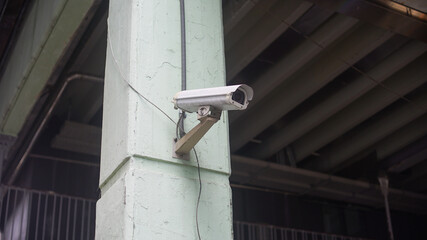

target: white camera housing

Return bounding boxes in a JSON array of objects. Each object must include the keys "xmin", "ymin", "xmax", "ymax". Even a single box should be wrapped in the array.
[
  {"xmin": 173, "ymin": 84, "xmax": 253, "ymax": 113},
  {"xmin": 172, "ymin": 84, "xmax": 253, "ymax": 159}
]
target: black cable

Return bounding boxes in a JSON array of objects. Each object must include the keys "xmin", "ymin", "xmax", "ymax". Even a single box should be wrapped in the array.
[
  {"xmin": 180, "ymin": 0, "xmax": 187, "ymax": 91},
  {"xmin": 179, "ymin": 0, "xmax": 187, "ymax": 138},
  {"xmin": 179, "ymin": 1, "xmax": 202, "ymax": 239},
  {"xmin": 175, "ymin": 116, "xmax": 202, "ymax": 240},
  {"xmin": 193, "ymin": 148, "xmax": 202, "ymax": 240},
  {"xmin": 126, "ymin": 80, "xmax": 177, "ymax": 125}
]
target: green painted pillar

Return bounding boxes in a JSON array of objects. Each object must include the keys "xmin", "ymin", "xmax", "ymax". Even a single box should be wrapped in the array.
[{"xmin": 95, "ymin": 0, "xmax": 233, "ymax": 239}]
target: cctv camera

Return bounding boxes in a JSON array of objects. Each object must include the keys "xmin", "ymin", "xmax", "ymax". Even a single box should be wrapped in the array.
[
  {"xmin": 172, "ymin": 84, "xmax": 253, "ymax": 158},
  {"xmin": 173, "ymin": 84, "xmax": 253, "ymax": 113}
]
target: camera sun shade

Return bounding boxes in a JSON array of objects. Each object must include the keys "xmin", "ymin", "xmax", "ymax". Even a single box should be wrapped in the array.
[{"xmin": 173, "ymin": 84, "xmax": 253, "ymax": 113}]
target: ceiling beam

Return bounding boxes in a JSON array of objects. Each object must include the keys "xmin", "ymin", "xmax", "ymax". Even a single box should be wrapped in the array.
[
  {"xmin": 231, "ymin": 155, "xmax": 427, "ymax": 214},
  {"xmin": 226, "ymin": 0, "xmax": 312, "ymax": 80},
  {"xmin": 229, "ymin": 14, "xmax": 358, "ymax": 123},
  {"xmin": 0, "ymin": 134, "xmax": 15, "ymax": 180},
  {"xmin": 302, "ymin": 0, "xmax": 427, "ymax": 43},
  {"xmin": 382, "ymin": 135, "xmax": 427, "ymax": 173},
  {"xmin": 224, "ymin": 0, "xmax": 278, "ymax": 51},
  {"xmin": 222, "ymin": 0, "xmax": 257, "ymax": 35},
  {"xmin": 230, "ymin": 24, "xmax": 393, "ymax": 152},
  {"xmin": 302, "ymin": 86, "xmax": 427, "ymax": 172},
  {"xmin": 0, "ymin": 0, "xmax": 101, "ymax": 136},
  {"xmin": 68, "ymin": 11, "xmax": 107, "ymax": 73},
  {"xmin": 294, "ymin": 54, "xmax": 427, "ymax": 163},
  {"xmin": 72, "ymin": 83, "xmax": 104, "ymax": 123},
  {"xmin": 376, "ymin": 114, "xmax": 427, "ymax": 160},
  {"xmin": 388, "ymin": 147, "xmax": 427, "ymax": 173},
  {"xmin": 65, "ymin": 12, "xmax": 106, "ymax": 124},
  {"xmin": 398, "ymin": 160, "xmax": 427, "ymax": 190},
  {"xmin": 246, "ymin": 41, "xmax": 427, "ymax": 159},
  {"xmin": 335, "ymin": 114, "xmax": 427, "ymax": 173},
  {"xmin": 393, "ymin": 0, "xmax": 427, "ymax": 13},
  {"xmin": 51, "ymin": 121, "xmax": 101, "ymax": 156},
  {"xmin": 293, "ymin": 55, "xmax": 427, "ymax": 164}
]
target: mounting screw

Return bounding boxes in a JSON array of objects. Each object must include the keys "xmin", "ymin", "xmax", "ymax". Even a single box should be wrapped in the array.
[{"xmin": 198, "ymin": 106, "xmax": 210, "ymax": 116}]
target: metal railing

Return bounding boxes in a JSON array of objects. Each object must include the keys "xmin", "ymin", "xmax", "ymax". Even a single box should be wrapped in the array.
[
  {"xmin": 234, "ymin": 221, "xmax": 370, "ymax": 240},
  {"xmin": 0, "ymin": 185, "xmax": 371, "ymax": 240},
  {"xmin": 0, "ymin": 185, "xmax": 96, "ymax": 240}
]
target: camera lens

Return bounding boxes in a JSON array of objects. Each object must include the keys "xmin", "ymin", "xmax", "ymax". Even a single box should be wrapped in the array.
[{"xmin": 232, "ymin": 89, "xmax": 245, "ymax": 105}]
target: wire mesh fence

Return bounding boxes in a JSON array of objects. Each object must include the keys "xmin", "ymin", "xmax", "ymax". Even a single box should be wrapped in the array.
[
  {"xmin": 0, "ymin": 185, "xmax": 96, "ymax": 240},
  {"xmin": 234, "ymin": 221, "xmax": 371, "ymax": 240}
]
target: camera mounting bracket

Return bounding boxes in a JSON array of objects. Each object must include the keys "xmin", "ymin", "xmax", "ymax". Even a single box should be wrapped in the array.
[{"xmin": 173, "ymin": 106, "xmax": 222, "ymax": 160}]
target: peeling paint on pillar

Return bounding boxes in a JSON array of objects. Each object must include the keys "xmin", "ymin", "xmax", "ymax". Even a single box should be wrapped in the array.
[{"xmin": 96, "ymin": 0, "xmax": 233, "ymax": 239}]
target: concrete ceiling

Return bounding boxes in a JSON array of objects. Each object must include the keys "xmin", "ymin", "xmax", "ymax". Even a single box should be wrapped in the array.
[
  {"xmin": 393, "ymin": 0, "xmax": 427, "ymax": 13},
  {"xmin": 222, "ymin": 0, "xmax": 427, "ymax": 211},
  {"xmin": 3, "ymin": 0, "xmax": 427, "ymax": 214}
]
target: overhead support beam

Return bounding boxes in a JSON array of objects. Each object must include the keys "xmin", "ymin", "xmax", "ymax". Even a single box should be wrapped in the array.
[
  {"xmin": 224, "ymin": 0, "xmax": 278, "ymax": 50},
  {"xmin": 222, "ymin": 0, "xmax": 257, "ymax": 35},
  {"xmin": 67, "ymin": 13, "xmax": 107, "ymax": 124},
  {"xmin": 294, "ymin": 54, "xmax": 427, "ymax": 165},
  {"xmin": 51, "ymin": 121, "xmax": 101, "ymax": 156},
  {"xmin": 29, "ymin": 153, "xmax": 99, "ymax": 167},
  {"xmin": 0, "ymin": 134, "xmax": 15, "ymax": 181},
  {"xmin": 380, "ymin": 134, "xmax": 427, "ymax": 173},
  {"xmin": 387, "ymin": 146, "xmax": 427, "ymax": 173},
  {"xmin": 0, "ymin": 0, "xmax": 100, "ymax": 136},
  {"xmin": 229, "ymin": 14, "xmax": 358, "ymax": 123},
  {"xmin": 230, "ymin": 24, "xmax": 393, "ymax": 152},
  {"xmin": 376, "ymin": 114, "xmax": 427, "ymax": 160},
  {"xmin": 393, "ymin": 0, "xmax": 427, "ymax": 13},
  {"xmin": 230, "ymin": 155, "xmax": 427, "ymax": 214},
  {"xmin": 247, "ymin": 41, "xmax": 427, "ymax": 159},
  {"xmin": 302, "ymin": 86, "xmax": 427, "ymax": 172},
  {"xmin": 68, "ymin": 11, "xmax": 107, "ymax": 74},
  {"xmin": 78, "ymin": 90, "xmax": 104, "ymax": 123},
  {"xmin": 399, "ymin": 160, "xmax": 427, "ymax": 190},
  {"xmin": 342, "ymin": 114, "xmax": 427, "ymax": 172},
  {"xmin": 71, "ymin": 82, "xmax": 104, "ymax": 124},
  {"xmin": 302, "ymin": 0, "xmax": 427, "ymax": 43},
  {"xmin": 225, "ymin": 0, "xmax": 313, "ymax": 80}
]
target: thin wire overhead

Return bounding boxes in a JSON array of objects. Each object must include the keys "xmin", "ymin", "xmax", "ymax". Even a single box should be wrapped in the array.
[{"xmin": 107, "ymin": 20, "xmax": 176, "ymax": 125}]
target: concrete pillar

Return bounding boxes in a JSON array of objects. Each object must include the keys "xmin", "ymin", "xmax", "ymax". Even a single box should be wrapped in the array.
[{"xmin": 95, "ymin": 0, "xmax": 232, "ymax": 239}]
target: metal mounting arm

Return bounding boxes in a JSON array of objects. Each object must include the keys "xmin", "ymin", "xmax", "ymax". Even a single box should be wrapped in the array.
[{"xmin": 173, "ymin": 106, "xmax": 221, "ymax": 159}]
